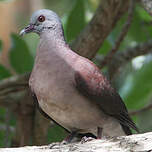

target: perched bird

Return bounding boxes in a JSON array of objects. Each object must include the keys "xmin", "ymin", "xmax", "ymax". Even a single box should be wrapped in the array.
[{"xmin": 20, "ymin": 9, "xmax": 139, "ymax": 142}]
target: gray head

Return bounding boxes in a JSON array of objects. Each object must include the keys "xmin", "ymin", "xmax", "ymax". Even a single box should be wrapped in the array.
[{"xmin": 20, "ymin": 9, "xmax": 62, "ymax": 36}]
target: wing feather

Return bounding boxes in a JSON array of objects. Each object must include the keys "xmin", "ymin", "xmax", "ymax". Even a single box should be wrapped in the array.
[{"xmin": 74, "ymin": 62, "xmax": 139, "ymax": 134}]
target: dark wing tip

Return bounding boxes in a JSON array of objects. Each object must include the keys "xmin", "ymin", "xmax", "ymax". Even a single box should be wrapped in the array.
[{"xmin": 118, "ymin": 113, "xmax": 140, "ymax": 134}]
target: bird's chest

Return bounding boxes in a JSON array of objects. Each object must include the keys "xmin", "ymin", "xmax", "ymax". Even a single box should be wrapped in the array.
[
  {"xmin": 30, "ymin": 62, "xmax": 81, "ymax": 130},
  {"xmin": 29, "ymin": 56, "xmax": 75, "ymax": 105}
]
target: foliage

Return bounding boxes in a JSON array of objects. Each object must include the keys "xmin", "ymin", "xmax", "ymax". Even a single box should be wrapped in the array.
[
  {"xmin": 0, "ymin": 65, "xmax": 11, "ymax": 80},
  {"xmin": 48, "ymin": 125, "xmax": 66, "ymax": 142},
  {"xmin": 65, "ymin": 0, "xmax": 86, "ymax": 42},
  {"xmin": 9, "ymin": 34, "xmax": 34, "ymax": 74},
  {"xmin": 124, "ymin": 60, "xmax": 152, "ymax": 109}
]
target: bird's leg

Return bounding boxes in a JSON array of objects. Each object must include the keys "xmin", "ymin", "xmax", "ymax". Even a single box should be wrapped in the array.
[
  {"xmin": 97, "ymin": 127, "xmax": 103, "ymax": 139},
  {"xmin": 62, "ymin": 131, "xmax": 77, "ymax": 144}
]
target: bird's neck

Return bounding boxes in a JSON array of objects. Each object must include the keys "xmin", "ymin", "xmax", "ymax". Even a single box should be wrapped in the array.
[
  {"xmin": 40, "ymin": 29, "xmax": 67, "ymax": 50},
  {"xmin": 38, "ymin": 30, "xmax": 79, "ymax": 63}
]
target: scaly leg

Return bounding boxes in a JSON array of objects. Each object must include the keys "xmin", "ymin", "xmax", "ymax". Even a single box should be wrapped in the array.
[{"xmin": 97, "ymin": 127, "xmax": 103, "ymax": 139}]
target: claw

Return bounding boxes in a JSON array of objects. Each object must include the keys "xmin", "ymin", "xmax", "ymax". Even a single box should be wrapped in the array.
[{"xmin": 81, "ymin": 136, "xmax": 95, "ymax": 144}]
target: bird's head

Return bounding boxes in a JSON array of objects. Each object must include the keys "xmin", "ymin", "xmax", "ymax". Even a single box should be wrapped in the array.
[{"xmin": 20, "ymin": 9, "xmax": 62, "ymax": 36}]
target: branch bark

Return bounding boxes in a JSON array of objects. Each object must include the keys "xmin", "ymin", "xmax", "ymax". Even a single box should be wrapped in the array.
[
  {"xmin": 99, "ymin": 0, "xmax": 134, "ymax": 68},
  {"xmin": 0, "ymin": 132, "xmax": 152, "ymax": 152},
  {"xmin": 71, "ymin": 0, "xmax": 130, "ymax": 59},
  {"xmin": 130, "ymin": 102, "xmax": 152, "ymax": 115},
  {"xmin": 33, "ymin": 110, "xmax": 50, "ymax": 145},
  {"xmin": 108, "ymin": 40, "xmax": 152, "ymax": 79},
  {"xmin": 11, "ymin": 89, "xmax": 35, "ymax": 147}
]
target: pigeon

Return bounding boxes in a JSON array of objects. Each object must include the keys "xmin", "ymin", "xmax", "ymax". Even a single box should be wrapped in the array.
[{"xmin": 20, "ymin": 9, "xmax": 139, "ymax": 142}]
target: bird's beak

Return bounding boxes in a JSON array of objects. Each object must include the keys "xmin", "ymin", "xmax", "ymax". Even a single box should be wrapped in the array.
[{"xmin": 19, "ymin": 24, "xmax": 35, "ymax": 36}]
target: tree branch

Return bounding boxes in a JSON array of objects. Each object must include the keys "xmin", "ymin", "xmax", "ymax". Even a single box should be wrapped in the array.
[
  {"xmin": 99, "ymin": 0, "xmax": 135, "ymax": 68},
  {"xmin": 33, "ymin": 110, "xmax": 50, "ymax": 145},
  {"xmin": 0, "ymin": 73, "xmax": 29, "ymax": 108},
  {"xmin": 130, "ymin": 102, "xmax": 152, "ymax": 115},
  {"xmin": 0, "ymin": 73, "xmax": 29, "ymax": 89},
  {"xmin": 108, "ymin": 40, "xmax": 152, "ymax": 79},
  {"xmin": 71, "ymin": 0, "xmax": 130, "ymax": 59},
  {"xmin": 0, "ymin": 132, "xmax": 152, "ymax": 151},
  {"xmin": 11, "ymin": 89, "xmax": 35, "ymax": 147},
  {"xmin": 4, "ymin": 109, "xmax": 11, "ymax": 147}
]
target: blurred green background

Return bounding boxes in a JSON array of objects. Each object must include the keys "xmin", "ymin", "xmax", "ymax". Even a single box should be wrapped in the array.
[{"xmin": 0, "ymin": 0, "xmax": 152, "ymax": 148}]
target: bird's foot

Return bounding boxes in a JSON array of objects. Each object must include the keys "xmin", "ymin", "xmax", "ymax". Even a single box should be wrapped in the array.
[{"xmin": 80, "ymin": 136, "xmax": 95, "ymax": 144}]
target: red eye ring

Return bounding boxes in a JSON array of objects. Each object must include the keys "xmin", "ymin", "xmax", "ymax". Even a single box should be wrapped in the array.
[{"xmin": 38, "ymin": 15, "xmax": 45, "ymax": 22}]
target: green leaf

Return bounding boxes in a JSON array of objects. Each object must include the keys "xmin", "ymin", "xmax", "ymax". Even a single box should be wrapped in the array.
[
  {"xmin": 48, "ymin": 125, "xmax": 66, "ymax": 142},
  {"xmin": 108, "ymin": 5, "xmax": 152, "ymax": 50},
  {"xmin": 0, "ymin": 65, "xmax": 11, "ymax": 80},
  {"xmin": 9, "ymin": 34, "xmax": 34, "ymax": 74},
  {"xmin": 127, "ymin": 6, "xmax": 152, "ymax": 43},
  {"xmin": 136, "ymin": 5, "xmax": 152, "ymax": 22},
  {"xmin": 138, "ymin": 110, "xmax": 152, "ymax": 132},
  {"xmin": 23, "ymin": 34, "xmax": 39, "ymax": 57},
  {"xmin": 65, "ymin": 0, "xmax": 86, "ymax": 42},
  {"xmin": 122, "ymin": 60, "xmax": 152, "ymax": 109},
  {"xmin": 98, "ymin": 40, "xmax": 112, "ymax": 55}
]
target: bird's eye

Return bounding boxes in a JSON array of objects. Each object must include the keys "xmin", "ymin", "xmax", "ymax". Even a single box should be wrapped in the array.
[{"xmin": 38, "ymin": 15, "xmax": 45, "ymax": 22}]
